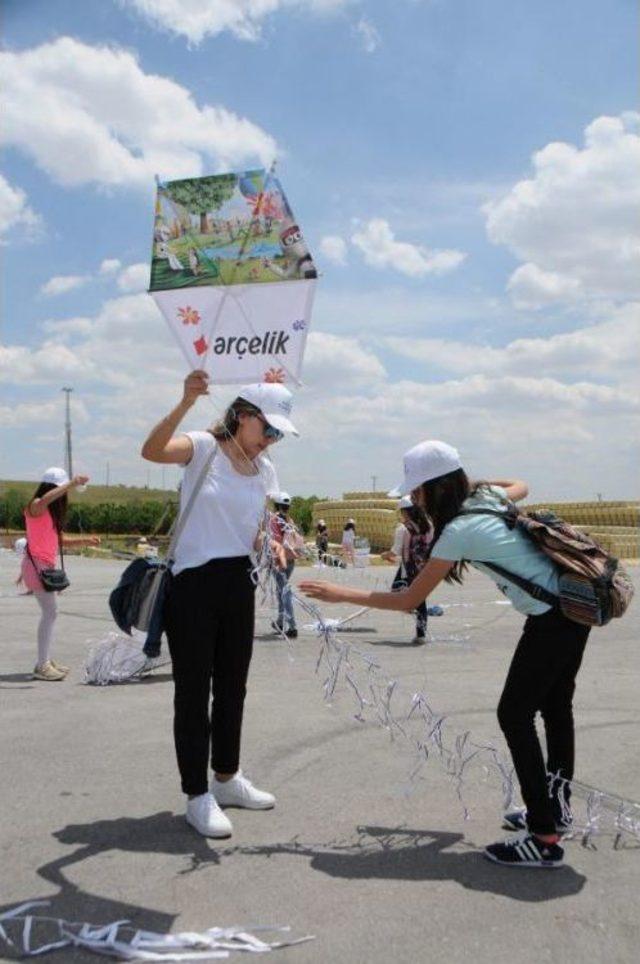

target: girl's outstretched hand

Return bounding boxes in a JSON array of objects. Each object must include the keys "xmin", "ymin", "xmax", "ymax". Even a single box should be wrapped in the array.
[{"xmin": 299, "ymin": 581, "xmax": 345, "ymax": 604}]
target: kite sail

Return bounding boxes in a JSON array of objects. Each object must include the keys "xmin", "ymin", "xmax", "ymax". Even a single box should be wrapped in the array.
[{"xmin": 149, "ymin": 168, "xmax": 317, "ymax": 384}]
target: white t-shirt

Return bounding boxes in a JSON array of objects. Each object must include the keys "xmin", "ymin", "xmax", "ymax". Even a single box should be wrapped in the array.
[
  {"xmin": 342, "ymin": 528, "xmax": 356, "ymax": 548},
  {"xmin": 391, "ymin": 522, "xmax": 407, "ymax": 558},
  {"xmin": 172, "ymin": 431, "xmax": 279, "ymax": 576},
  {"xmin": 430, "ymin": 485, "xmax": 559, "ymax": 616}
]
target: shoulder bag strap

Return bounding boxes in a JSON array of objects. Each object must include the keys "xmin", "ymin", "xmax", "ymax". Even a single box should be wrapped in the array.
[
  {"xmin": 165, "ymin": 440, "xmax": 218, "ymax": 567},
  {"xmin": 457, "ymin": 505, "xmax": 559, "ymax": 606},
  {"xmin": 25, "ymin": 524, "xmax": 65, "ymax": 573},
  {"xmin": 58, "ymin": 529, "xmax": 65, "ymax": 572}
]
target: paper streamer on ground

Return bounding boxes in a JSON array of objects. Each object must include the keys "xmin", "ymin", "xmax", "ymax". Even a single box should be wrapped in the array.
[{"xmin": 0, "ymin": 902, "xmax": 314, "ymax": 960}]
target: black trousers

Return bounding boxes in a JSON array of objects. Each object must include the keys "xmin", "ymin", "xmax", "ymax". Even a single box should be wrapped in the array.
[
  {"xmin": 164, "ymin": 556, "xmax": 255, "ymax": 796},
  {"xmin": 497, "ymin": 608, "xmax": 590, "ymax": 835},
  {"xmin": 392, "ymin": 566, "xmax": 428, "ymax": 638}
]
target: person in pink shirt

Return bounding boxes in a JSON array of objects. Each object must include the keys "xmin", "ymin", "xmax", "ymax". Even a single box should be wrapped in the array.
[{"xmin": 22, "ymin": 467, "xmax": 99, "ymax": 681}]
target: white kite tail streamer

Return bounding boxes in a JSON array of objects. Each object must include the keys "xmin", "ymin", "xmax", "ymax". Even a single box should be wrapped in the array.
[
  {"xmin": 84, "ymin": 632, "xmax": 170, "ymax": 686},
  {"xmin": 285, "ymin": 584, "xmax": 640, "ymax": 847},
  {"xmin": 0, "ymin": 902, "xmax": 315, "ymax": 960}
]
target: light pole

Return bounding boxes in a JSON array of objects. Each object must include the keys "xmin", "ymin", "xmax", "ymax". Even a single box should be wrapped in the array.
[
  {"xmin": 371, "ymin": 475, "xmax": 377, "ymax": 493},
  {"xmin": 62, "ymin": 387, "xmax": 73, "ymax": 479}
]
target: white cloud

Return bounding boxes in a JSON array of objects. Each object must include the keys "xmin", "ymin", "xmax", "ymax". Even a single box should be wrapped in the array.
[
  {"xmin": 40, "ymin": 275, "xmax": 91, "ymax": 297},
  {"xmin": 0, "ymin": 398, "xmax": 90, "ymax": 428},
  {"xmin": 0, "ymin": 37, "xmax": 277, "ymax": 191},
  {"xmin": 117, "ymin": 262, "xmax": 150, "ymax": 293},
  {"xmin": 41, "ymin": 317, "xmax": 94, "ymax": 338},
  {"xmin": 383, "ymin": 301, "xmax": 640, "ymax": 388},
  {"xmin": 506, "ymin": 263, "xmax": 582, "ymax": 310},
  {"xmin": 485, "ymin": 112, "xmax": 640, "ymax": 304},
  {"xmin": 2, "ymin": 288, "xmax": 637, "ymax": 499},
  {"xmin": 304, "ymin": 331, "xmax": 386, "ymax": 389},
  {"xmin": 353, "ymin": 17, "xmax": 381, "ymax": 53},
  {"xmin": 123, "ymin": 0, "xmax": 352, "ymax": 44},
  {"xmin": 99, "ymin": 258, "xmax": 122, "ymax": 275},
  {"xmin": 0, "ymin": 173, "xmax": 41, "ymax": 239},
  {"xmin": 0, "ymin": 341, "xmax": 94, "ymax": 383},
  {"xmin": 351, "ymin": 218, "xmax": 467, "ymax": 278},
  {"xmin": 319, "ymin": 235, "xmax": 348, "ymax": 266}
]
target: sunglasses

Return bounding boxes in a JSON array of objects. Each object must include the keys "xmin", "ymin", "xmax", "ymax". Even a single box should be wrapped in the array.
[{"xmin": 253, "ymin": 413, "xmax": 284, "ymax": 442}]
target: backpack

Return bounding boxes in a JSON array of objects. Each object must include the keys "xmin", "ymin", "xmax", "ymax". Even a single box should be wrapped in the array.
[
  {"xmin": 403, "ymin": 523, "xmax": 434, "ymax": 582},
  {"xmin": 461, "ymin": 504, "xmax": 634, "ymax": 627}
]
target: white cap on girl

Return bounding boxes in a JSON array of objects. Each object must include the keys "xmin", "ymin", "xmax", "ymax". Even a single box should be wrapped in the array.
[
  {"xmin": 388, "ymin": 440, "xmax": 461, "ymax": 497},
  {"xmin": 42, "ymin": 467, "xmax": 69, "ymax": 486}
]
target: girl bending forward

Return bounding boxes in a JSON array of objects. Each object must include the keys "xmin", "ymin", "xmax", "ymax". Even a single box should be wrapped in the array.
[{"xmin": 302, "ymin": 440, "xmax": 589, "ymax": 870}]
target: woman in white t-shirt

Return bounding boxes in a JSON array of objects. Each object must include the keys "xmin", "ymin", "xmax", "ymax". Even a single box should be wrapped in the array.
[
  {"xmin": 142, "ymin": 369, "xmax": 298, "ymax": 839},
  {"xmin": 302, "ymin": 440, "xmax": 590, "ymax": 871}
]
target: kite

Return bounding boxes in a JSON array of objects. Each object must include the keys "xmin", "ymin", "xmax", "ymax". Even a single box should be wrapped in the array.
[{"xmin": 149, "ymin": 167, "xmax": 317, "ymax": 384}]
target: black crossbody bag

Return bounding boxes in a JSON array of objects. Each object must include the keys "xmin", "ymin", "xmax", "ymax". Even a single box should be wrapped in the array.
[{"xmin": 26, "ymin": 536, "xmax": 70, "ymax": 593}]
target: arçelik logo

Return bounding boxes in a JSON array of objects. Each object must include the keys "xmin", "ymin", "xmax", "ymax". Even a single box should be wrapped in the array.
[{"xmin": 210, "ymin": 330, "xmax": 290, "ymax": 358}]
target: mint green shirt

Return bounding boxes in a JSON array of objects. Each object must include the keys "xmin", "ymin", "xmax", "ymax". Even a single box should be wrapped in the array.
[{"xmin": 430, "ymin": 485, "xmax": 559, "ymax": 616}]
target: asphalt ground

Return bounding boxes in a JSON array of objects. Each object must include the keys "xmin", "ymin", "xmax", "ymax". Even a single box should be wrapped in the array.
[{"xmin": 1, "ymin": 551, "xmax": 639, "ymax": 963}]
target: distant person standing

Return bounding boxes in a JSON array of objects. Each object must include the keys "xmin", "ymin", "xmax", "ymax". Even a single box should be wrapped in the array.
[
  {"xmin": 270, "ymin": 492, "xmax": 302, "ymax": 639},
  {"xmin": 341, "ymin": 519, "xmax": 356, "ymax": 565},
  {"xmin": 22, "ymin": 468, "xmax": 99, "ymax": 680},
  {"xmin": 382, "ymin": 496, "xmax": 434, "ymax": 644},
  {"xmin": 315, "ymin": 520, "xmax": 329, "ymax": 564}
]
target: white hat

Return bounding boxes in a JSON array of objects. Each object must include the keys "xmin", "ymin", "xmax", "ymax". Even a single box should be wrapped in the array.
[
  {"xmin": 274, "ymin": 491, "xmax": 291, "ymax": 506},
  {"xmin": 237, "ymin": 383, "xmax": 299, "ymax": 436},
  {"xmin": 397, "ymin": 496, "xmax": 413, "ymax": 509},
  {"xmin": 388, "ymin": 440, "xmax": 461, "ymax": 497},
  {"xmin": 42, "ymin": 467, "xmax": 69, "ymax": 486},
  {"xmin": 318, "ymin": 519, "xmax": 326, "ymax": 526},
  {"xmin": 347, "ymin": 518, "xmax": 355, "ymax": 524}
]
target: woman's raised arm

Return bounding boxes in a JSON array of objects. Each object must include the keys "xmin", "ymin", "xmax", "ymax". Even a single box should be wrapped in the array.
[{"xmin": 141, "ymin": 370, "xmax": 209, "ymax": 464}]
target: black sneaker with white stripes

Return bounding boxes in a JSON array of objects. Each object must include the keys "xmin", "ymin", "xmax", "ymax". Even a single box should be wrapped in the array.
[
  {"xmin": 484, "ymin": 831, "xmax": 564, "ymax": 868},
  {"xmin": 502, "ymin": 806, "xmax": 573, "ymax": 835}
]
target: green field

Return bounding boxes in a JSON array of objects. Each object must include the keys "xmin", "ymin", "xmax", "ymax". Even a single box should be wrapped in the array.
[{"xmin": 0, "ymin": 480, "xmax": 173, "ymax": 506}]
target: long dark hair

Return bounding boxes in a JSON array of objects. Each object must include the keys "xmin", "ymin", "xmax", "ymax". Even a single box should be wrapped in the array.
[
  {"xmin": 400, "ymin": 504, "xmax": 431, "ymax": 536},
  {"xmin": 27, "ymin": 483, "xmax": 68, "ymax": 532},
  {"xmin": 211, "ymin": 398, "xmax": 262, "ymax": 440},
  {"xmin": 418, "ymin": 468, "xmax": 486, "ymax": 584}
]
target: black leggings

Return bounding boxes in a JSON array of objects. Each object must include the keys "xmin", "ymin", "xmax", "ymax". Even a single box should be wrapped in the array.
[
  {"xmin": 497, "ymin": 608, "xmax": 590, "ymax": 835},
  {"xmin": 164, "ymin": 556, "xmax": 255, "ymax": 796}
]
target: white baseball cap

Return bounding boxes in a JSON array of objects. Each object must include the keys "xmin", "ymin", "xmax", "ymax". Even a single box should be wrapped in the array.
[
  {"xmin": 238, "ymin": 383, "xmax": 299, "ymax": 436},
  {"xmin": 274, "ymin": 491, "xmax": 291, "ymax": 506},
  {"xmin": 388, "ymin": 440, "xmax": 461, "ymax": 497},
  {"xmin": 397, "ymin": 496, "xmax": 413, "ymax": 509},
  {"xmin": 318, "ymin": 519, "xmax": 326, "ymax": 526},
  {"xmin": 42, "ymin": 467, "xmax": 69, "ymax": 486}
]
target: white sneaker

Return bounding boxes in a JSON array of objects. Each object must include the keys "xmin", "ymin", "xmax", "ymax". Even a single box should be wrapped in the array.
[
  {"xmin": 185, "ymin": 792, "xmax": 233, "ymax": 838},
  {"xmin": 212, "ymin": 770, "xmax": 275, "ymax": 810}
]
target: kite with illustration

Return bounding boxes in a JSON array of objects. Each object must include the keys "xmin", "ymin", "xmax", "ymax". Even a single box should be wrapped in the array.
[{"xmin": 150, "ymin": 167, "xmax": 317, "ymax": 385}]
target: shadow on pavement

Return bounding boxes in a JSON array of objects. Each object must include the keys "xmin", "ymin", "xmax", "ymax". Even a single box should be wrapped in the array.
[
  {"xmin": 0, "ymin": 813, "xmax": 217, "ymax": 961},
  {"xmin": 0, "ymin": 671, "xmax": 35, "ymax": 687},
  {"xmin": 297, "ymin": 825, "xmax": 588, "ymax": 902},
  {"xmin": 1, "ymin": 814, "xmax": 586, "ymax": 960},
  {"xmin": 45, "ymin": 816, "xmax": 587, "ymax": 904}
]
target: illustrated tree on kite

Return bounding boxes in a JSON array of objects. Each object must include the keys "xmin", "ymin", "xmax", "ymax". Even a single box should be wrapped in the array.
[{"xmin": 165, "ymin": 174, "xmax": 237, "ymax": 235}]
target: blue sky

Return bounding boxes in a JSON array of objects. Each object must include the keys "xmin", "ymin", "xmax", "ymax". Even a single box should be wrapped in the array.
[{"xmin": 1, "ymin": 0, "xmax": 638, "ymax": 498}]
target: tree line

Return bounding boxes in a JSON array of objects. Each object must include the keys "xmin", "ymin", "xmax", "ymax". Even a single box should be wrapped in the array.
[{"xmin": 0, "ymin": 489, "xmax": 322, "ymax": 537}]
